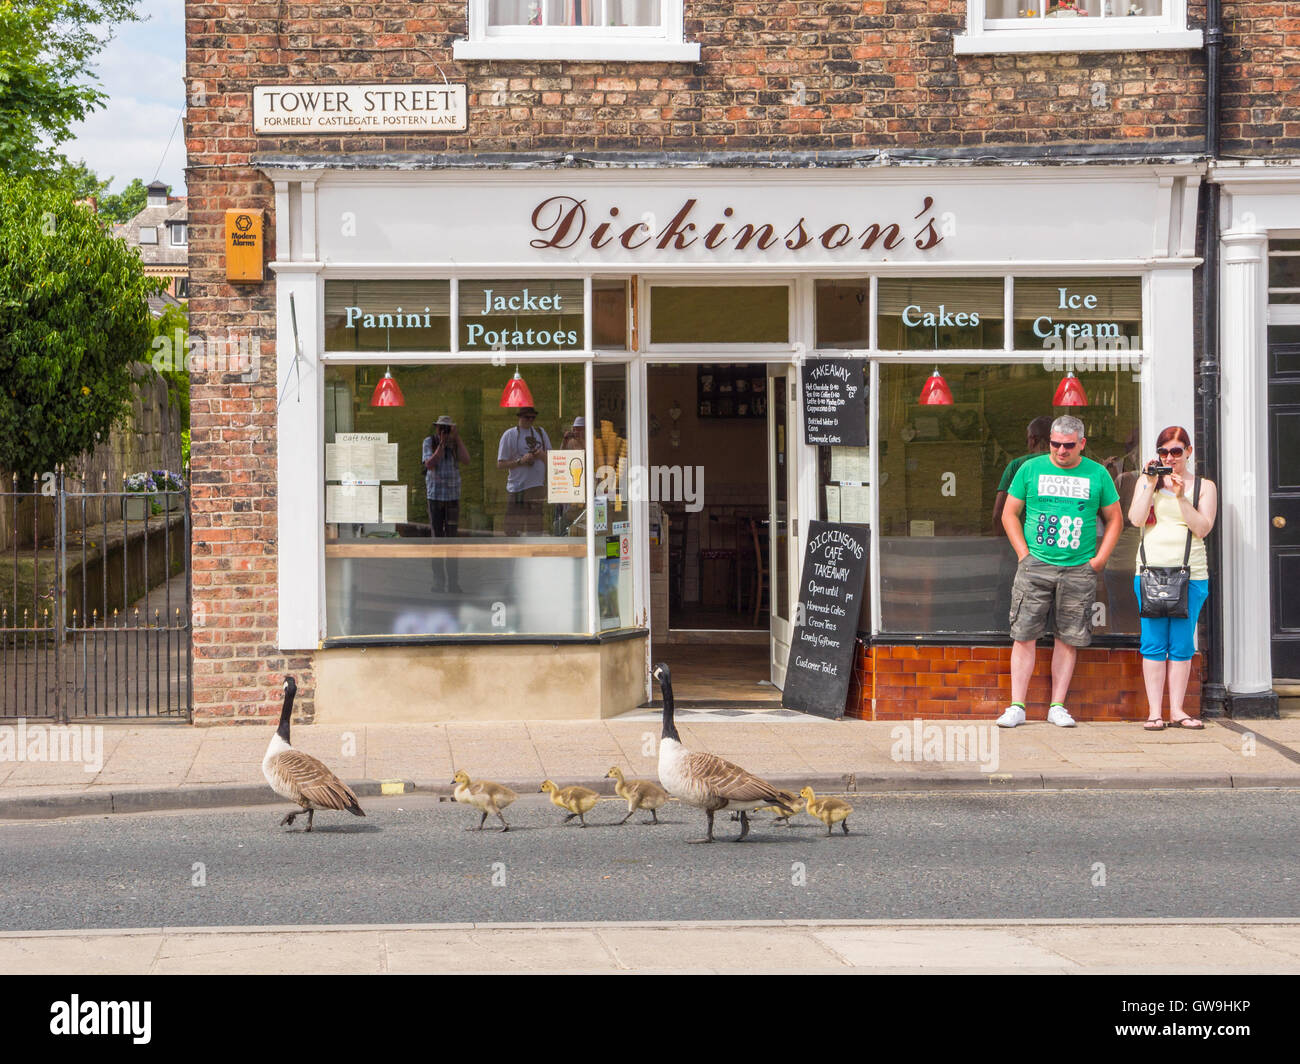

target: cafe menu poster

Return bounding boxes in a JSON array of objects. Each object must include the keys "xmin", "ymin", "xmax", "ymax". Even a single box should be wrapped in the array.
[
  {"xmin": 801, "ymin": 360, "xmax": 867, "ymax": 447},
  {"xmin": 781, "ymin": 520, "xmax": 870, "ymax": 719}
]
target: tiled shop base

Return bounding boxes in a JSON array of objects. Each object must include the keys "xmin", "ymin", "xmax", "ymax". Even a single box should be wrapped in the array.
[{"xmin": 847, "ymin": 644, "xmax": 1203, "ymax": 722}]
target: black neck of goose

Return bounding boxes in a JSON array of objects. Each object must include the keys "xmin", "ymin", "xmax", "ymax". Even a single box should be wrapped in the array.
[
  {"xmin": 277, "ymin": 685, "xmax": 294, "ymax": 743},
  {"xmin": 659, "ymin": 674, "xmax": 679, "ymax": 743}
]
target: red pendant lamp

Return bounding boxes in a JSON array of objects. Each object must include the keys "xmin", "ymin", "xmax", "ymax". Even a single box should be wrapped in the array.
[
  {"xmin": 499, "ymin": 367, "xmax": 536, "ymax": 409},
  {"xmin": 918, "ymin": 368, "xmax": 954, "ymax": 405},
  {"xmin": 1052, "ymin": 371, "xmax": 1088, "ymax": 406},
  {"xmin": 369, "ymin": 367, "xmax": 405, "ymax": 407}
]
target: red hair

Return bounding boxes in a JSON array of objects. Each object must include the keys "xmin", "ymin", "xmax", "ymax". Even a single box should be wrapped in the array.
[{"xmin": 1155, "ymin": 425, "xmax": 1192, "ymax": 450}]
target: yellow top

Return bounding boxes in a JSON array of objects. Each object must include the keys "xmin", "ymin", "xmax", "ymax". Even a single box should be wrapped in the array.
[{"xmin": 1136, "ymin": 480, "xmax": 1209, "ymax": 580}]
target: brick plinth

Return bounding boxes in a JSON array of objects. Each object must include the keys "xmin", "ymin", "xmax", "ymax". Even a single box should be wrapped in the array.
[{"xmin": 847, "ymin": 643, "xmax": 1203, "ymax": 722}]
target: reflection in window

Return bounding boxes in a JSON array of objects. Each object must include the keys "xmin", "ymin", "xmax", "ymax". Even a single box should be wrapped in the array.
[
  {"xmin": 877, "ymin": 278, "xmax": 1004, "ymax": 351},
  {"xmin": 985, "ymin": 0, "xmax": 1163, "ymax": 18},
  {"xmin": 323, "ymin": 362, "xmax": 588, "ymax": 637},
  {"xmin": 459, "ymin": 279, "xmax": 584, "ymax": 352},
  {"xmin": 815, "ymin": 279, "xmax": 871, "ymax": 349},
  {"xmin": 1013, "ymin": 276, "xmax": 1142, "ymax": 351},
  {"xmin": 489, "ymin": 0, "xmax": 661, "ymax": 26},
  {"xmin": 876, "ymin": 363, "xmax": 1139, "ymax": 636},
  {"xmin": 324, "ymin": 280, "xmax": 451, "ymax": 352},
  {"xmin": 650, "ymin": 285, "xmax": 789, "ymax": 344},
  {"xmin": 593, "ymin": 364, "xmax": 633, "ymax": 629}
]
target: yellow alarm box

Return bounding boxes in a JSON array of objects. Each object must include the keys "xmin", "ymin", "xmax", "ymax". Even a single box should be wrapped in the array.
[{"xmin": 225, "ymin": 209, "xmax": 265, "ymax": 282}]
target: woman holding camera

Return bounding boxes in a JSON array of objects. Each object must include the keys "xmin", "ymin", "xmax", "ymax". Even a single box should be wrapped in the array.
[{"xmin": 1127, "ymin": 426, "xmax": 1217, "ymax": 730}]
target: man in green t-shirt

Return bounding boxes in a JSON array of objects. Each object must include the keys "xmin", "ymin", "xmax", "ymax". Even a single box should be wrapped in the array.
[{"xmin": 997, "ymin": 415, "xmax": 1123, "ymax": 728}]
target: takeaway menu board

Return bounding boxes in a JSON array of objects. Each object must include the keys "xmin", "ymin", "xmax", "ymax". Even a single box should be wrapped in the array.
[
  {"xmin": 781, "ymin": 521, "xmax": 869, "ymax": 719},
  {"xmin": 801, "ymin": 359, "xmax": 867, "ymax": 446}
]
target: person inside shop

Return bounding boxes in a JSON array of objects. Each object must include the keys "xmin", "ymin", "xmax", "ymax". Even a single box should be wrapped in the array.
[
  {"xmin": 1127, "ymin": 425, "xmax": 1216, "ymax": 730},
  {"xmin": 998, "ymin": 415, "xmax": 1123, "ymax": 729},
  {"xmin": 423, "ymin": 415, "xmax": 470, "ymax": 593},
  {"xmin": 992, "ymin": 415, "xmax": 1053, "ymax": 533},
  {"xmin": 554, "ymin": 415, "xmax": 587, "ymax": 536},
  {"xmin": 498, "ymin": 406, "xmax": 552, "ymax": 536}
]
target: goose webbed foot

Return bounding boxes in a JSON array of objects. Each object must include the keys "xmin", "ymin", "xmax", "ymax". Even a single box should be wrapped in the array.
[
  {"xmin": 841, "ymin": 821, "xmax": 850, "ymax": 835},
  {"xmin": 618, "ymin": 809, "xmax": 634, "ymax": 825},
  {"xmin": 645, "ymin": 809, "xmax": 660, "ymax": 825},
  {"xmin": 278, "ymin": 811, "xmax": 297, "ymax": 828},
  {"xmin": 562, "ymin": 813, "xmax": 577, "ymax": 824},
  {"xmin": 465, "ymin": 811, "xmax": 488, "ymax": 832}
]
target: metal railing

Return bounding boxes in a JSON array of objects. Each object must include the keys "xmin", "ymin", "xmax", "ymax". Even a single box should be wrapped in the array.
[{"xmin": 0, "ymin": 470, "xmax": 192, "ymax": 721}]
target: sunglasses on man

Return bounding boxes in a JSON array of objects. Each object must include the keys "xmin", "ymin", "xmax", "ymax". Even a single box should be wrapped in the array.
[{"xmin": 1049, "ymin": 439, "xmax": 1078, "ymax": 451}]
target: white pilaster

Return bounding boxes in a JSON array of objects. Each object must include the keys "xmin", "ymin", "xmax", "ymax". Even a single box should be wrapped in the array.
[
  {"xmin": 274, "ymin": 265, "xmax": 324, "ymax": 649},
  {"xmin": 1219, "ymin": 229, "xmax": 1272, "ymax": 694}
]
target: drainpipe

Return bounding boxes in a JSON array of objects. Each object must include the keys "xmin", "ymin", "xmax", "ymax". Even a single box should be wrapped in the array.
[{"xmin": 1198, "ymin": 0, "xmax": 1226, "ymax": 716}]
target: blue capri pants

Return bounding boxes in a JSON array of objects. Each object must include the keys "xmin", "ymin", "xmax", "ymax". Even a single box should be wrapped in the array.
[{"xmin": 1133, "ymin": 577, "xmax": 1210, "ymax": 662}]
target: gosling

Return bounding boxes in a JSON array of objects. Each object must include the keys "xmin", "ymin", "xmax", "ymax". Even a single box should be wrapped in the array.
[
  {"xmin": 799, "ymin": 786, "xmax": 852, "ymax": 837},
  {"xmin": 452, "ymin": 770, "xmax": 517, "ymax": 832},
  {"xmin": 761, "ymin": 794, "xmax": 804, "ymax": 826},
  {"xmin": 540, "ymin": 780, "xmax": 601, "ymax": 827},
  {"xmin": 606, "ymin": 766, "xmax": 669, "ymax": 825}
]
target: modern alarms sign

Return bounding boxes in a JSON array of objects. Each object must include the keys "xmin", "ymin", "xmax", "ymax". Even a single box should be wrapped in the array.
[{"xmin": 253, "ymin": 84, "xmax": 468, "ymax": 133}]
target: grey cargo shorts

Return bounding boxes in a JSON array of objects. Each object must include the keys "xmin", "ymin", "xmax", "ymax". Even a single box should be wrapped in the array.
[{"xmin": 1009, "ymin": 554, "xmax": 1099, "ymax": 647}]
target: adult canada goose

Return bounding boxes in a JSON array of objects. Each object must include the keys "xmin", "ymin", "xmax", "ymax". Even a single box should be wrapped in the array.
[
  {"xmin": 540, "ymin": 780, "xmax": 601, "ymax": 826},
  {"xmin": 606, "ymin": 766, "xmax": 669, "ymax": 825},
  {"xmin": 452, "ymin": 770, "xmax": 517, "ymax": 832},
  {"xmin": 262, "ymin": 676, "xmax": 365, "ymax": 832},
  {"xmin": 799, "ymin": 786, "xmax": 852, "ymax": 837},
  {"xmin": 653, "ymin": 662, "xmax": 793, "ymax": 842}
]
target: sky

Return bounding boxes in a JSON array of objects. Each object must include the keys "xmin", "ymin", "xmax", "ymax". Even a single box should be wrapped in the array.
[{"xmin": 64, "ymin": 0, "xmax": 187, "ymax": 196}]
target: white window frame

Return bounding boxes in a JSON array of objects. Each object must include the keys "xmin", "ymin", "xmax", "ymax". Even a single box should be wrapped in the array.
[
  {"xmin": 454, "ymin": 0, "xmax": 699, "ymax": 61},
  {"xmin": 955, "ymin": 0, "xmax": 1202, "ymax": 54},
  {"xmin": 138, "ymin": 225, "xmax": 157, "ymax": 244},
  {"xmin": 170, "ymin": 222, "xmax": 187, "ymax": 246}
]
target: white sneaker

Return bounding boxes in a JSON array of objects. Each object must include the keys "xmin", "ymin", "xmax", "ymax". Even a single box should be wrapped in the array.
[
  {"xmin": 996, "ymin": 705, "xmax": 1026, "ymax": 728},
  {"xmin": 1047, "ymin": 704, "xmax": 1077, "ymax": 728}
]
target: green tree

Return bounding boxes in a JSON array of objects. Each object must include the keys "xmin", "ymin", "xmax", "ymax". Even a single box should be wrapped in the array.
[
  {"xmin": 0, "ymin": 0, "xmax": 142, "ymax": 175},
  {"xmin": 98, "ymin": 176, "xmax": 149, "ymax": 223},
  {"xmin": 147, "ymin": 301, "xmax": 189, "ymax": 465},
  {"xmin": 0, "ymin": 173, "xmax": 161, "ymax": 478}
]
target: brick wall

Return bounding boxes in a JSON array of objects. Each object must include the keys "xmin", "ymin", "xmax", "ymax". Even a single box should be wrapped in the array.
[
  {"xmin": 1222, "ymin": 2, "xmax": 1300, "ymax": 154},
  {"xmin": 848, "ymin": 643, "xmax": 1203, "ymax": 721},
  {"xmin": 186, "ymin": 1, "xmax": 1284, "ymax": 722}
]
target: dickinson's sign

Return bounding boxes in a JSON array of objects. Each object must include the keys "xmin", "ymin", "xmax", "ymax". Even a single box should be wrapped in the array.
[
  {"xmin": 253, "ymin": 84, "xmax": 468, "ymax": 133},
  {"xmin": 528, "ymin": 196, "xmax": 945, "ymax": 256}
]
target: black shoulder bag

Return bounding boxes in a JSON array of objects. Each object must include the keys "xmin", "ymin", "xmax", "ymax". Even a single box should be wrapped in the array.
[{"xmin": 1138, "ymin": 476, "xmax": 1200, "ymax": 620}]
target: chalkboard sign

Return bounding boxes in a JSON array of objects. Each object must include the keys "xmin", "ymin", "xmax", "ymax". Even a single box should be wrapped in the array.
[
  {"xmin": 801, "ymin": 359, "xmax": 867, "ymax": 446},
  {"xmin": 782, "ymin": 521, "xmax": 870, "ymax": 719}
]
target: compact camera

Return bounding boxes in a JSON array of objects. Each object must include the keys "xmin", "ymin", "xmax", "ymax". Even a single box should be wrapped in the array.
[{"xmin": 1146, "ymin": 462, "xmax": 1173, "ymax": 476}]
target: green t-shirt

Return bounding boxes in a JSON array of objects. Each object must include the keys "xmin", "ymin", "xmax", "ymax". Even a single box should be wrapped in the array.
[
  {"xmin": 1008, "ymin": 454, "xmax": 1119, "ymax": 566},
  {"xmin": 997, "ymin": 453, "xmax": 1036, "ymax": 494}
]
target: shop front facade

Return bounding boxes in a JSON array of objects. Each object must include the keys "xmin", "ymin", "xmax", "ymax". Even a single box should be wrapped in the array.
[{"xmin": 256, "ymin": 161, "xmax": 1202, "ymax": 721}]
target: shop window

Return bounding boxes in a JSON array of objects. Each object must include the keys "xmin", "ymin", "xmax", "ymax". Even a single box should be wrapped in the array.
[
  {"xmin": 322, "ymin": 362, "xmax": 589, "ymax": 638},
  {"xmin": 592, "ymin": 279, "xmax": 630, "ymax": 349},
  {"xmin": 815, "ymin": 279, "xmax": 871, "ymax": 350},
  {"xmin": 454, "ymin": 0, "xmax": 699, "ymax": 61},
  {"xmin": 1013, "ymin": 276, "xmax": 1142, "ymax": 351},
  {"xmin": 459, "ymin": 279, "xmax": 584, "ymax": 352},
  {"xmin": 324, "ymin": 280, "xmax": 451, "ymax": 352},
  {"xmin": 876, "ymin": 363, "xmax": 1140, "ymax": 636},
  {"xmin": 593, "ymin": 364, "xmax": 633, "ymax": 629},
  {"xmin": 649, "ymin": 285, "xmax": 789, "ymax": 345},
  {"xmin": 878, "ymin": 278, "xmax": 1004, "ymax": 351},
  {"xmin": 956, "ymin": 0, "xmax": 1200, "ymax": 54},
  {"xmin": 1268, "ymin": 239, "xmax": 1300, "ymax": 305}
]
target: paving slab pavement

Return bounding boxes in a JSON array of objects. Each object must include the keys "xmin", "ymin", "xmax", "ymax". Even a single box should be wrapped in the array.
[
  {"xmin": 2, "ymin": 919, "xmax": 1298, "ymax": 974},
  {"xmin": 0, "ymin": 716, "xmax": 1297, "ymax": 819}
]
